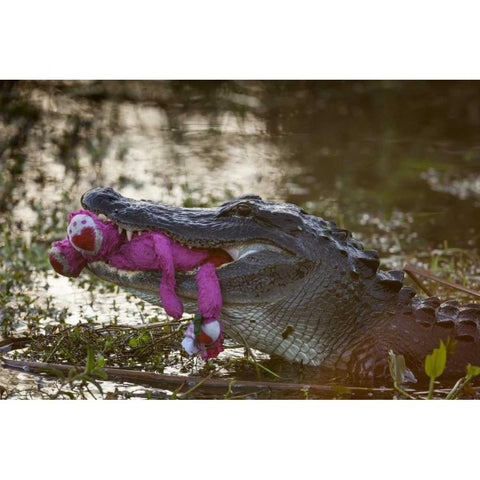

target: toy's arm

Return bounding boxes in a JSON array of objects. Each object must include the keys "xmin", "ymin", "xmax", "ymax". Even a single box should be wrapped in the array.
[{"xmin": 152, "ymin": 233, "xmax": 184, "ymax": 320}]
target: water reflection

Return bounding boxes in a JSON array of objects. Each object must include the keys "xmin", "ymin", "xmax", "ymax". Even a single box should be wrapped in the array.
[{"xmin": 3, "ymin": 80, "xmax": 480, "ymax": 247}]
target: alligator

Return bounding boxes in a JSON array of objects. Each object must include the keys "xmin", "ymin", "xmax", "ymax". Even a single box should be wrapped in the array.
[{"xmin": 78, "ymin": 187, "xmax": 480, "ymax": 383}]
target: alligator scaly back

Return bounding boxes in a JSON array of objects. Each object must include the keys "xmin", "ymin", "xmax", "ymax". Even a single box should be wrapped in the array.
[{"xmin": 310, "ymin": 219, "xmax": 480, "ymax": 381}]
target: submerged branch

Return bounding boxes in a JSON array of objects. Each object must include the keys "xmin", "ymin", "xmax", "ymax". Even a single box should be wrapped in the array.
[
  {"xmin": 0, "ymin": 356, "xmax": 399, "ymax": 398},
  {"xmin": 404, "ymin": 263, "xmax": 480, "ymax": 299},
  {"xmin": 404, "ymin": 265, "xmax": 434, "ymax": 297},
  {"xmin": 0, "ymin": 337, "xmax": 31, "ymax": 353}
]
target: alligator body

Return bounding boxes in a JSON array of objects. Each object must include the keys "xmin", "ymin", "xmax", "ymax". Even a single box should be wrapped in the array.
[{"xmin": 78, "ymin": 187, "xmax": 480, "ymax": 383}]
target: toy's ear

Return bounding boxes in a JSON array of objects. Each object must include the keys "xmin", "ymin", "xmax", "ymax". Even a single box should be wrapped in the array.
[
  {"xmin": 68, "ymin": 213, "xmax": 103, "ymax": 256},
  {"xmin": 49, "ymin": 239, "xmax": 87, "ymax": 277},
  {"xmin": 49, "ymin": 246, "xmax": 74, "ymax": 276}
]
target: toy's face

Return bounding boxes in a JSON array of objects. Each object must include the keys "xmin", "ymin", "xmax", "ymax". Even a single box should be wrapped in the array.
[
  {"xmin": 67, "ymin": 211, "xmax": 108, "ymax": 256},
  {"xmin": 48, "ymin": 210, "xmax": 118, "ymax": 278}
]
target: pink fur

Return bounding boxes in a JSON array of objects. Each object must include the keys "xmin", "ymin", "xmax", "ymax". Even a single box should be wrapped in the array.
[{"xmin": 49, "ymin": 238, "xmax": 87, "ymax": 277}]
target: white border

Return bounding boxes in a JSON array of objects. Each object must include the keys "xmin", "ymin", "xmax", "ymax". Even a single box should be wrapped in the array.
[
  {"xmin": 1, "ymin": 401, "xmax": 479, "ymax": 478},
  {"xmin": 2, "ymin": 1, "xmax": 480, "ymax": 79},
  {"xmin": 1, "ymin": 2, "xmax": 479, "ymax": 476}
]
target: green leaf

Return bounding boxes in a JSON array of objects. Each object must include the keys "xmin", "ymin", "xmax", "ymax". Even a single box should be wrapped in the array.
[
  {"xmin": 425, "ymin": 340, "xmax": 447, "ymax": 380},
  {"xmin": 194, "ymin": 314, "xmax": 203, "ymax": 339},
  {"xmin": 444, "ymin": 337, "xmax": 457, "ymax": 355},
  {"xmin": 93, "ymin": 368, "xmax": 108, "ymax": 380},
  {"xmin": 95, "ymin": 354, "xmax": 105, "ymax": 367},
  {"xmin": 466, "ymin": 364, "xmax": 480, "ymax": 378},
  {"xmin": 128, "ymin": 338, "xmax": 138, "ymax": 348},
  {"xmin": 85, "ymin": 347, "xmax": 95, "ymax": 374},
  {"xmin": 388, "ymin": 350, "xmax": 406, "ymax": 385},
  {"xmin": 89, "ymin": 379, "xmax": 104, "ymax": 395}
]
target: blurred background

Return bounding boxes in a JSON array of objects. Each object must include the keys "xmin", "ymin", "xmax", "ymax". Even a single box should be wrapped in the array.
[{"xmin": 2, "ymin": 80, "xmax": 480, "ymax": 252}]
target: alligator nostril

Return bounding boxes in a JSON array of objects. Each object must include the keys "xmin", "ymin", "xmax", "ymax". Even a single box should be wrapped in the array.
[{"xmin": 282, "ymin": 325, "xmax": 294, "ymax": 339}]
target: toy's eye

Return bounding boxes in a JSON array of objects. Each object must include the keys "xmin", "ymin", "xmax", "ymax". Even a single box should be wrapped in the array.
[{"xmin": 236, "ymin": 203, "xmax": 252, "ymax": 217}]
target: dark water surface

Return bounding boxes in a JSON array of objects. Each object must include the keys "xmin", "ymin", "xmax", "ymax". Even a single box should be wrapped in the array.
[{"xmin": 1, "ymin": 80, "xmax": 480, "ymax": 399}]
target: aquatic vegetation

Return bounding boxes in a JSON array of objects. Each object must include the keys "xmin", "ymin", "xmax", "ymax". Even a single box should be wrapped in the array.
[{"xmin": 389, "ymin": 339, "xmax": 480, "ymax": 400}]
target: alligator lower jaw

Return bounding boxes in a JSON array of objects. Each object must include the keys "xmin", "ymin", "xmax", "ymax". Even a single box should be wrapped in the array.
[
  {"xmin": 86, "ymin": 261, "xmax": 165, "ymax": 295},
  {"xmin": 85, "ymin": 238, "xmax": 286, "ymax": 305}
]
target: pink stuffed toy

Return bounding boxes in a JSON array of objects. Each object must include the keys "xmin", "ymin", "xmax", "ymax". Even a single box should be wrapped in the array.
[{"xmin": 49, "ymin": 210, "xmax": 227, "ymax": 359}]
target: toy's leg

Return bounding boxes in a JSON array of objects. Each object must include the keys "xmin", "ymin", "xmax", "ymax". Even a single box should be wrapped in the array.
[
  {"xmin": 181, "ymin": 322, "xmax": 199, "ymax": 356},
  {"xmin": 196, "ymin": 262, "xmax": 222, "ymax": 320},
  {"xmin": 152, "ymin": 233, "xmax": 184, "ymax": 320},
  {"xmin": 49, "ymin": 238, "xmax": 87, "ymax": 277},
  {"xmin": 181, "ymin": 262, "xmax": 224, "ymax": 359}
]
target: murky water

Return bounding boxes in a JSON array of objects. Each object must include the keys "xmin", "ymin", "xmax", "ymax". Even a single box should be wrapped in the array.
[{"xmin": 2, "ymin": 80, "xmax": 480, "ymax": 399}]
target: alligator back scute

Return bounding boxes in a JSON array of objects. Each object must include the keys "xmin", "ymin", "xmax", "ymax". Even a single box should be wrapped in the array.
[
  {"xmin": 421, "ymin": 296, "xmax": 442, "ymax": 309},
  {"xmin": 435, "ymin": 301, "xmax": 480, "ymax": 342},
  {"xmin": 435, "ymin": 302, "xmax": 458, "ymax": 328},
  {"xmin": 458, "ymin": 305, "xmax": 480, "ymax": 324},
  {"xmin": 376, "ymin": 270, "xmax": 404, "ymax": 293},
  {"xmin": 413, "ymin": 297, "xmax": 438, "ymax": 326},
  {"xmin": 331, "ymin": 229, "xmax": 350, "ymax": 242},
  {"xmin": 455, "ymin": 304, "xmax": 480, "ymax": 342},
  {"xmin": 399, "ymin": 286, "xmax": 416, "ymax": 302},
  {"xmin": 387, "ymin": 270, "xmax": 405, "ymax": 283},
  {"xmin": 413, "ymin": 299, "xmax": 480, "ymax": 345},
  {"xmin": 353, "ymin": 251, "xmax": 380, "ymax": 278}
]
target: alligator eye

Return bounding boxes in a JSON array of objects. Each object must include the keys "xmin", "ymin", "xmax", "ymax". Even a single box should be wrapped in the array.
[{"xmin": 236, "ymin": 203, "xmax": 252, "ymax": 216}]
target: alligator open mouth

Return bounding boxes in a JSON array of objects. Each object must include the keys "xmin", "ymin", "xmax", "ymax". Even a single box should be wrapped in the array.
[
  {"xmin": 78, "ymin": 187, "xmax": 305, "ymax": 309},
  {"xmin": 82, "ymin": 209, "xmax": 288, "ymax": 305}
]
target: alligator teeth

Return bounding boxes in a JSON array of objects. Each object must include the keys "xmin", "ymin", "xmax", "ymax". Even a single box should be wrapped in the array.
[
  {"xmin": 223, "ymin": 243, "xmax": 284, "ymax": 263},
  {"xmin": 118, "ymin": 226, "xmax": 123, "ymax": 235},
  {"xmin": 126, "ymin": 230, "xmax": 133, "ymax": 242},
  {"xmin": 98, "ymin": 213, "xmax": 108, "ymax": 221},
  {"xmin": 225, "ymin": 246, "xmax": 241, "ymax": 261}
]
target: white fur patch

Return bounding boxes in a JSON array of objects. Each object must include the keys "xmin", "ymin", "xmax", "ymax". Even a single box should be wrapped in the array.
[
  {"xmin": 201, "ymin": 320, "xmax": 221, "ymax": 343},
  {"xmin": 181, "ymin": 336, "xmax": 198, "ymax": 355}
]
